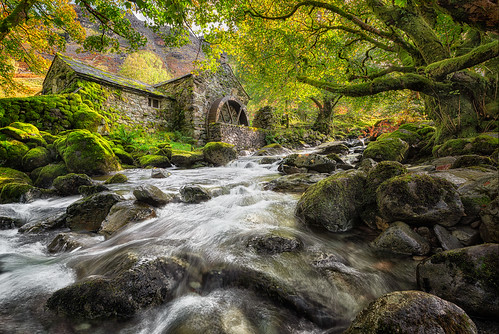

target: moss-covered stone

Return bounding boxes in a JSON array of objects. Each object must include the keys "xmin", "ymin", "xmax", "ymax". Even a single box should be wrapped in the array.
[
  {"xmin": 344, "ymin": 290, "xmax": 477, "ymax": 334},
  {"xmin": 435, "ymin": 133, "xmax": 499, "ymax": 157},
  {"xmin": 156, "ymin": 142, "xmax": 172, "ymax": 160},
  {"xmin": 377, "ymin": 174, "xmax": 465, "ymax": 226},
  {"xmin": 104, "ymin": 173, "xmax": 128, "ymax": 184},
  {"xmin": 73, "ymin": 107, "xmax": 106, "ymax": 133},
  {"xmin": 170, "ymin": 150, "xmax": 204, "ymax": 168},
  {"xmin": 378, "ymin": 128, "xmax": 421, "ymax": 145},
  {"xmin": 0, "ymin": 167, "xmax": 33, "ymax": 204},
  {"xmin": 40, "ymin": 131, "xmax": 59, "ymax": 144},
  {"xmin": 279, "ymin": 153, "xmax": 337, "ymax": 174},
  {"xmin": 362, "ymin": 138, "xmax": 409, "ymax": 162},
  {"xmin": 365, "ymin": 161, "xmax": 407, "ymax": 204},
  {"xmin": 112, "ymin": 147, "xmax": 134, "ymax": 165},
  {"xmin": 22, "ymin": 147, "xmax": 51, "ymax": 172},
  {"xmin": 55, "ymin": 130, "xmax": 121, "ymax": 175},
  {"xmin": 451, "ymin": 155, "xmax": 496, "ymax": 169},
  {"xmin": 139, "ymin": 154, "xmax": 172, "ymax": 168},
  {"xmin": 253, "ymin": 143, "xmax": 290, "ymax": 156},
  {"xmin": 0, "ymin": 122, "xmax": 46, "ymax": 147},
  {"xmin": 0, "ymin": 140, "xmax": 30, "ymax": 170},
  {"xmin": 417, "ymin": 244, "xmax": 499, "ymax": 317},
  {"xmin": 203, "ymin": 142, "xmax": 237, "ymax": 166},
  {"xmin": 53, "ymin": 173, "xmax": 93, "ymax": 196},
  {"xmin": 32, "ymin": 162, "xmax": 68, "ymax": 188},
  {"xmin": 296, "ymin": 170, "xmax": 366, "ymax": 232},
  {"xmin": 66, "ymin": 192, "xmax": 123, "ymax": 232}
]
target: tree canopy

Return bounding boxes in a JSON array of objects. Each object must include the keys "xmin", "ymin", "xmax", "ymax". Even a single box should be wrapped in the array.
[{"xmin": 1, "ymin": 0, "xmax": 498, "ymax": 139}]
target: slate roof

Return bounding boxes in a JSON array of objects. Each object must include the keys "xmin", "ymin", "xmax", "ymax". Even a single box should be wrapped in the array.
[{"xmin": 55, "ymin": 54, "xmax": 168, "ymax": 97}]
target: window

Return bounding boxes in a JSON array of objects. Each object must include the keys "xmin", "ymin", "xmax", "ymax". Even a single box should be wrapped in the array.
[{"xmin": 148, "ymin": 97, "xmax": 160, "ymax": 109}]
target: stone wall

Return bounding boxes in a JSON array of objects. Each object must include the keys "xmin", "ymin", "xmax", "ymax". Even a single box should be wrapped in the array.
[
  {"xmin": 158, "ymin": 75, "xmax": 195, "ymax": 137},
  {"xmin": 208, "ymin": 123, "xmax": 266, "ymax": 150},
  {"xmin": 103, "ymin": 88, "xmax": 173, "ymax": 132}
]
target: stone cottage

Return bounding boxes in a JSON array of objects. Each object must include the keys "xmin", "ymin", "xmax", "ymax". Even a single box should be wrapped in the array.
[{"xmin": 43, "ymin": 54, "xmax": 265, "ymax": 148}]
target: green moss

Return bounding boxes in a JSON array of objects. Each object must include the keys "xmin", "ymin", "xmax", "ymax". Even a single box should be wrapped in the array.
[
  {"xmin": 55, "ymin": 130, "xmax": 121, "ymax": 175},
  {"xmin": 363, "ymin": 138, "xmax": 409, "ymax": 162},
  {"xmin": 378, "ymin": 128, "xmax": 421, "ymax": 145},
  {"xmin": 0, "ymin": 140, "xmax": 30, "ymax": 170},
  {"xmin": 112, "ymin": 147, "xmax": 134, "ymax": 165},
  {"xmin": 104, "ymin": 173, "xmax": 128, "ymax": 184},
  {"xmin": 0, "ymin": 182, "xmax": 34, "ymax": 204},
  {"xmin": 139, "ymin": 155, "xmax": 171, "ymax": 168},
  {"xmin": 22, "ymin": 147, "xmax": 51, "ymax": 172},
  {"xmin": 32, "ymin": 162, "xmax": 68, "ymax": 188},
  {"xmin": 435, "ymin": 138, "xmax": 473, "ymax": 157},
  {"xmin": 73, "ymin": 108, "xmax": 106, "ymax": 133},
  {"xmin": 471, "ymin": 133, "xmax": 499, "ymax": 155},
  {"xmin": 0, "ymin": 167, "xmax": 31, "ymax": 187}
]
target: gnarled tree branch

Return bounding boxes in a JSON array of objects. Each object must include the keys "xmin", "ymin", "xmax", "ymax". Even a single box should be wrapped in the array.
[{"xmin": 0, "ymin": 0, "xmax": 37, "ymax": 42}]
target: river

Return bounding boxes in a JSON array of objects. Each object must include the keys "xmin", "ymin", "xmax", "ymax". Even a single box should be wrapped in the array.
[{"xmin": 0, "ymin": 152, "xmax": 417, "ymax": 333}]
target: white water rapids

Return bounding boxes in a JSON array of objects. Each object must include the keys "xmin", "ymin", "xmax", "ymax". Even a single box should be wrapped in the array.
[{"xmin": 0, "ymin": 153, "xmax": 416, "ymax": 334}]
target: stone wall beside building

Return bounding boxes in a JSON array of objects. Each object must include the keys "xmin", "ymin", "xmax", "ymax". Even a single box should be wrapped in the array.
[{"xmin": 208, "ymin": 123, "xmax": 266, "ymax": 151}]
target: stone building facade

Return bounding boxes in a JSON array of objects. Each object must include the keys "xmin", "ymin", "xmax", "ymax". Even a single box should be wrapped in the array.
[{"xmin": 43, "ymin": 54, "xmax": 264, "ymax": 149}]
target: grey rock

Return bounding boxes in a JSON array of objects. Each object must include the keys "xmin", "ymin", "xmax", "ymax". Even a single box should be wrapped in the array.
[
  {"xmin": 179, "ymin": 185, "xmax": 211, "ymax": 204},
  {"xmin": 100, "ymin": 201, "xmax": 157, "ymax": 237},
  {"xmin": 479, "ymin": 197, "xmax": 499, "ymax": 243},
  {"xmin": 151, "ymin": 168, "xmax": 171, "ymax": 179},
  {"xmin": 417, "ymin": 244, "xmax": 499, "ymax": 318},
  {"xmin": 344, "ymin": 290, "xmax": 477, "ymax": 334},
  {"xmin": 264, "ymin": 173, "xmax": 327, "ymax": 193},
  {"xmin": 0, "ymin": 216, "xmax": 23, "ymax": 229},
  {"xmin": 296, "ymin": 170, "xmax": 366, "ymax": 232},
  {"xmin": 66, "ymin": 192, "xmax": 122, "ymax": 232},
  {"xmin": 452, "ymin": 226, "xmax": 481, "ymax": 246},
  {"xmin": 315, "ymin": 142, "xmax": 349, "ymax": 155},
  {"xmin": 253, "ymin": 143, "xmax": 291, "ymax": 156},
  {"xmin": 434, "ymin": 224, "xmax": 463, "ymax": 250},
  {"xmin": 279, "ymin": 153, "xmax": 336, "ymax": 174},
  {"xmin": 53, "ymin": 173, "xmax": 94, "ymax": 196},
  {"xmin": 78, "ymin": 184, "xmax": 109, "ymax": 196},
  {"xmin": 371, "ymin": 222, "xmax": 430, "ymax": 256},
  {"xmin": 48, "ymin": 232, "xmax": 102, "ymax": 253},
  {"xmin": 247, "ymin": 233, "xmax": 302, "ymax": 254},
  {"xmin": 133, "ymin": 184, "xmax": 172, "ymax": 207},
  {"xmin": 258, "ymin": 156, "xmax": 281, "ymax": 164}
]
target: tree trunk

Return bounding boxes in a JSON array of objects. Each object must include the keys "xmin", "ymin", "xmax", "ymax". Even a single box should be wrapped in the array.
[{"xmin": 312, "ymin": 95, "xmax": 342, "ymax": 135}]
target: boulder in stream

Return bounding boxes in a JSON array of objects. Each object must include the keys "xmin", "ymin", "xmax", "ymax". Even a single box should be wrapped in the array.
[
  {"xmin": 295, "ymin": 170, "xmax": 366, "ymax": 232},
  {"xmin": 371, "ymin": 221, "xmax": 430, "ymax": 256},
  {"xmin": 180, "ymin": 185, "xmax": 211, "ymax": 204},
  {"xmin": 46, "ymin": 256, "xmax": 188, "ymax": 320},
  {"xmin": 264, "ymin": 173, "xmax": 327, "ymax": 193},
  {"xmin": 344, "ymin": 290, "xmax": 477, "ymax": 334},
  {"xmin": 133, "ymin": 184, "xmax": 173, "ymax": 207},
  {"xmin": 48, "ymin": 232, "xmax": 102, "ymax": 253},
  {"xmin": 416, "ymin": 243, "xmax": 499, "ymax": 318},
  {"xmin": 247, "ymin": 233, "xmax": 303, "ymax": 254},
  {"xmin": 53, "ymin": 173, "xmax": 93, "ymax": 196},
  {"xmin": 377, "ymin": 174, "xmax": 464, "ymax": 226},
  {"xmin": 279, "ymin": 153, "xmax": 336, "ymax": 174},
  {"xmin": 100, "ymin": 200, "xmax": 157, "ymax": 237},
  {"xmin": 66, "ymin": 192, "xmax": 123, "ymax": 232},
  {"xmin": 203, "ymin": 142, "xmax": 237, "ymax": 166}
]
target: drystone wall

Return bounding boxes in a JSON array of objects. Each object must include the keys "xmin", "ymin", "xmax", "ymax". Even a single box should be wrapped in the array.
[
  {"xmin": 158, "ymin": 76, "xmax": 195, "ymax": 137},
  {"xmin": 208, "ymin": 123, "xmax": 266, "ymax": 150}
]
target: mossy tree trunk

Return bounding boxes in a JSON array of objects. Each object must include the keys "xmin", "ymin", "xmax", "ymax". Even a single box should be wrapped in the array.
[{"xmin": 311, "ymin": 95, "xmax": 342, "ymax": 135}]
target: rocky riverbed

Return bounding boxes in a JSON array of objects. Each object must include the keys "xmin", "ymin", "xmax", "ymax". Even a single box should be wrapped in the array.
[{"xmin": 0, "ymin": 128, "xmax": 498, "ymax": 333}]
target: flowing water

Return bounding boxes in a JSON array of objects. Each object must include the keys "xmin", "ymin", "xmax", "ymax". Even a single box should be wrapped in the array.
[{"xmin": 0, "ymin": 151, "xmax": 417, "ymax": 334}]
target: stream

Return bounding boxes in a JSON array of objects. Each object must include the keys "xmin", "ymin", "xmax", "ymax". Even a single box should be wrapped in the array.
[{"xmin": 0, "ymin": 150, "xmax": 417, "ymax": 334}]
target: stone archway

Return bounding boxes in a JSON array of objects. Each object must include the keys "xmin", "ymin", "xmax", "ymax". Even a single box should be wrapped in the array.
[{"xmin": 207, "ymin": 96, "xmax": 249, "ymax": 127}]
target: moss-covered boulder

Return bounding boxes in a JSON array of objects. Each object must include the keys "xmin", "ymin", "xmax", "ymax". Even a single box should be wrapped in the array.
[
  {"xmin": 315, "ymin": 142, "xmax": 349, "ymax": 155},
  {"xmin": 104, "ymin": 173, "xmax": 128, "ymax": 184},
  {"xmin": 278, "ymin": 153, "xmax": 336, "ymax": 174},
  {"xmin": 170, "ymin": 150, "xmax": 204, "ymax": 168},
  {"xmin": 417, "ymin": 244, "xmax": 499, "ymax": 317},
  {"xmin": 46, "ymin": 256, "xmax": 188, "ymax": 320},
  {"xmin": 55, "ymin": 130, "xmax": 121, "ymax": 175},
  {"xmin": 203, "ymin": 142, "xmax": 237, "ymax": 166},
  {"xmin": 371, "ymin": 221, "xmax": 430, "ymax": 256},
  {"xmin": 0, "ymin": 122, "xmax": 46, "ymax": 147},
  {"xmin": 72, "ymin": 107, "xmax": 106, "ymax": 133},
  {"xmin": 295, "ymin": 170, "xmax": 366, "ymax": 232},
  {"xmin": 156, "ymin": 142, "xmax": 172, "ymax": 160},
  {"xmin": 31, "ymin": 162, "xmax": 68, "ymax": 188},
  {"xmin": 179, "ymin": 185, "xmax": 211, "ymax": 204},
  {"xmin": 378, "ymin": 128, "xmax": 421, "ymax": 146},
  {"xmin": 344, "ymin": 290, "xmax": 477, "ymax": 334},
  {"xmin": 451, "ymin": 155, "xmax": 496, "ymax": 169},
  {"xmin": 139, "ymin": 155, "xmax": 172, "ymax": 168},
  {"xmin": 66, "ymin": 192, "xmax": 123, "ymax": 232},
  {"xmin": 377, "ymin": 174, "xmax": 464, "ymax": 226},
  {"xmin": 100, "ymin": 201, "xmax": 156, "ymax": 237},
  {"xmin": 53, "ymin": 173, "xmax": 93, "ymax": 196},
  {"xmin": 0, "ymin": 167, "xmax": 34, "ymax": 204},
  {"xmin": 0, "ymin": 139, "xmax": 30, "ymax": 170},
  {"xmin": 362, "ymin": 138, "xmax": 409, "ymax": 162},
  {"xmin": 112, "ymin": 147, "xmax": 134, "ymax": 165},
  {"xmin": 264, "ymin": 173, "xmax": 327, "ymax": 193},
  {"xmin": 253, "ymin": 143, "xmax": 291, "ymax": 156},
  {"xmin": 364, "ymin": 161, "xmax": 407, "ymax": 204},
  {"xmin": 22, "ymin": 147, "xmax": 51, "ymax": 172},
  {"xmin": 434, "ymin": 133, "xmax": 499, "ymax": 157}
]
